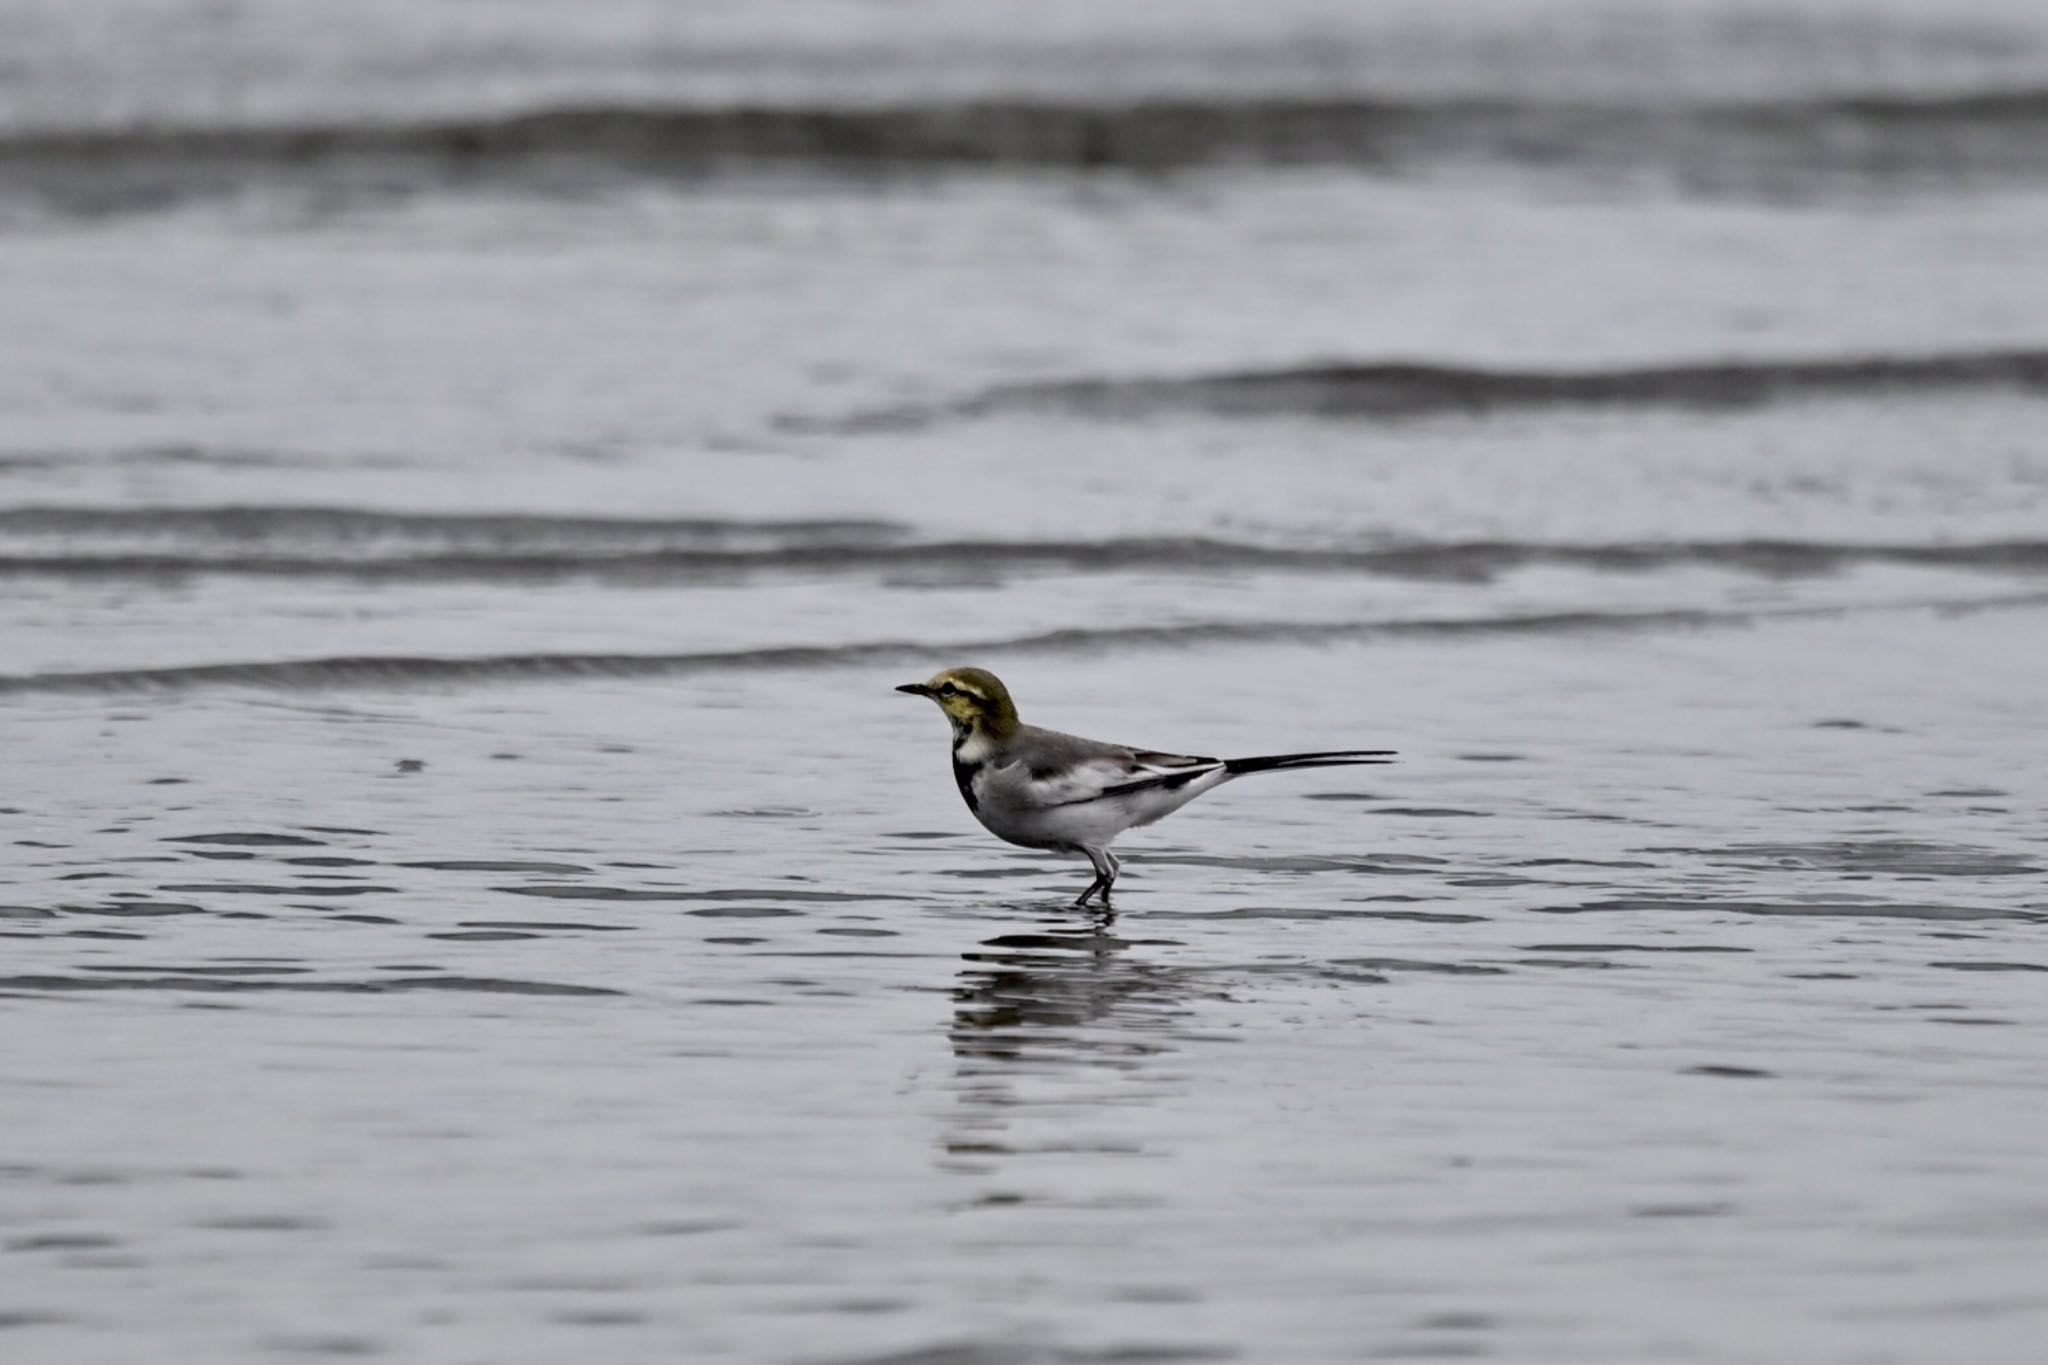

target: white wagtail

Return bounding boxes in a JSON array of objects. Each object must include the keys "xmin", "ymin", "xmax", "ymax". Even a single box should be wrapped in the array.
[{"xmin": 897, "ymin": 666, "xmax": 1395, "ymax": 906}]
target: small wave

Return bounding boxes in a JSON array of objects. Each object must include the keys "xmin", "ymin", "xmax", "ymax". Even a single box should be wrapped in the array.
[
  {"xmin": 5, "ymin": 89, "xmax": 2048, "ymax": 214},
  {"xmin": 0, "ymin": 973, "xmax": 621, "ymax": 996},
  {"xmin": 1640, "ymin": 840, "xmax": 2045, "ymax": 877},
  {"xmin": 4, "ymin": 592, "xmax": 2042, "ymax": 695},
  {"xmin": 0, "ymin": 505, "xmax": 2039, "ymax": 585},
  {"xmin": 0, "ymin": 504, "xmax": 917, "ymax": 578},
  {"xmin": 842, "ymin": 349, "xmax": 2048, "ymax": 428},
  {"xmin": 0, "ymin": 529, "xmax": 2042, "ymax": 584},
  {"xmin": 1538, "ymin": 897, "xmax": 2045, "ymax": 922},
  {"xmin": 0, "ymin": 505, "xmax": 902, "ymax": 547}
]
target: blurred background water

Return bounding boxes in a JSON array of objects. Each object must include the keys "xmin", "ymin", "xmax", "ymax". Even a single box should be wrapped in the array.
[{"xmin": 4, "ymin": 2, "xmax": 2048, "ymax": 1362}]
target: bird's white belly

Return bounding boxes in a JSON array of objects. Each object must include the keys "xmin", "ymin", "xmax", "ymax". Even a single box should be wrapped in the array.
[
  {"xmin": 970, "ymin": 768, "xmax": 1219, "ymax": 851},
  {"xmin": 973, "ymin": 795, "xmax": 1110, "ymax": 850}
]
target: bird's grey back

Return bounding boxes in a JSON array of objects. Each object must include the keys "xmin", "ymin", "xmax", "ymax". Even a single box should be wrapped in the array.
[
  {"xmin": 1011, "ymin": 723, "xmax": 1135, "ymax": 777},
  {"xmin": 1011, "ymin": 723, "xmax": 1214, "ymax": 779}
]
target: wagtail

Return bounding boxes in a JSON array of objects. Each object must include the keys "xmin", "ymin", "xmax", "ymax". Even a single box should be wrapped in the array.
[{"xmin": 897, "ymin": 666, "xmax": 1394, "ymax": 906}]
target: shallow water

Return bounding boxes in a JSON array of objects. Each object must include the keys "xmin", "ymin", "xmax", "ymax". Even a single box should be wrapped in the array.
[
  {"xmin": 8, "ymin": 620, "xmax": 2048, "ymax": 1364},
  {"xmin": 5, "ymin": 2, "xmax": 2048, "ymax": 1362}
]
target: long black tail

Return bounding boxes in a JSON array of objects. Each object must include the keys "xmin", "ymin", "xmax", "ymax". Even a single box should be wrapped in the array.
[{"xmin": 1224, "ymin": 749, "xmax": 1397, "ymax": 776}]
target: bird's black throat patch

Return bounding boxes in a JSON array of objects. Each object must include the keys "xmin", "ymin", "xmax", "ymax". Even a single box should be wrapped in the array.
[{"xmin": 951, "ymin": 755, "xmax": 983, "ymax": 815}]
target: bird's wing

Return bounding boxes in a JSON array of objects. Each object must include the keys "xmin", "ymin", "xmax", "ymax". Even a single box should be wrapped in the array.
[
  {"xmin": 992, "ymin": 727, "xmax": 1222, "ymax": 809},
  {"xmin": 1079, "ymin": 750, "xmax": 1229, "ymax": 802}
]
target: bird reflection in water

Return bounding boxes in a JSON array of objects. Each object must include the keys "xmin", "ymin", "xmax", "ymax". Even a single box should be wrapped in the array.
[{"xmin": 942, "ymin": 905, "xmax": 1223, "ymax": 1170}]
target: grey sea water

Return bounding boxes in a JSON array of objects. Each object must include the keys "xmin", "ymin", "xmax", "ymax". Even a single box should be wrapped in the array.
[{"xmin": 5, "ymin": 2, "xmax": 2048, "ymax": 1362}]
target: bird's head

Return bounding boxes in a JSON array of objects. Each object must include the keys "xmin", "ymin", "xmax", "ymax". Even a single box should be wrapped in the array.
[{"xmin": 895, "ymin": 666, "xmax": 1019, "ymax": 740}]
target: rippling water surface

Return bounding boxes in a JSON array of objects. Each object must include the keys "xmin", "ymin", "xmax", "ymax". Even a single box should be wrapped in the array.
[{"xmin": 5, "ymin": 2, "xmax": 2048, "ymax": 1362}]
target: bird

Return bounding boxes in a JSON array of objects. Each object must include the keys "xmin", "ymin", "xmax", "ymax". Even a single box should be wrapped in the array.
[{"xmin": 896, "ymin": 666, "xmax": 1395, "ymax": 906}]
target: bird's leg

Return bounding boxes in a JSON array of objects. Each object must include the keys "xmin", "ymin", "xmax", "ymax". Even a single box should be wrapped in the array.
[
  {"xmin": 1098, "ymin": 849, "xmax": 1121, "ymax": 905},
  {"xmin": 1075, "ymin": 846, "xmax": 1117, "ymax": 909}
]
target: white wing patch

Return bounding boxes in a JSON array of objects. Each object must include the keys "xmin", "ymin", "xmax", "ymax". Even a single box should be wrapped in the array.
[{"xmin": 1013, "ymin": 749, "xmax": 1223, "ymax": 809}]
